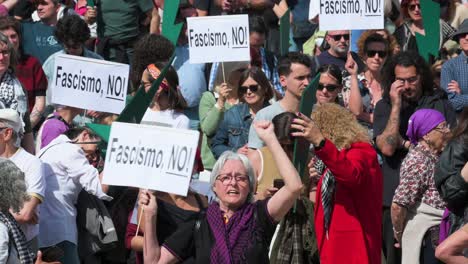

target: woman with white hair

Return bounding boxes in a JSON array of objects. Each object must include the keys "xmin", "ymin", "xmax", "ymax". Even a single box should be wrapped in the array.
[
  {"xmin": 140, "ymin": 121, "xmax": 303, "ymax": 263},
  {"xmin": 0, "ymin": 158, "xmax": 58, "ymax": 264}
]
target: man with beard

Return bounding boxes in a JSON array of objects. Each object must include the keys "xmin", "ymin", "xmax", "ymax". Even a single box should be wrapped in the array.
[
  {"xmin": 373, "ymin": 51, "xmax": 457, "ymax": 264},
  {"xmin": 311, "ymin": 30, "xmax": 349, "ymax": 73}
]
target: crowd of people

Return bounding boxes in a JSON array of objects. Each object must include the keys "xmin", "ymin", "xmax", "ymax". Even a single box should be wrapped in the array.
[{"xmin": 0, "ymin": 0, "xmax": 467, "ymax": 263}]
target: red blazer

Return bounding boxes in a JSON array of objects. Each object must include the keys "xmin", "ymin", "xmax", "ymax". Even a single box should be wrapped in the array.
[{"xmin": 314, "ymin": 139, "xmax": 382, "ymax": 264}]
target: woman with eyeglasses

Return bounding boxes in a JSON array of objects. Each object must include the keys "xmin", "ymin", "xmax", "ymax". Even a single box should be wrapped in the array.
[
  {"xmin": 211, "ymin": 67, "xmax": 273, "ymax": 159},
  {"xmin": 394, "ymin": 0, "xmax": 455, "ymax": 53},
  {"xmin": 140, "ymin": 120, "xmax": 303, "ymax": 263},
  {"xmin": 315, "ymin": 64, "xmax": 343, "ymax": 106},
  {"xmin": 391, "ymin": 109, "xmax": 451, "ymax": 264},
  {"xmin": 344, "ymin": 33, "xmax": 390, "ymax": 137}
]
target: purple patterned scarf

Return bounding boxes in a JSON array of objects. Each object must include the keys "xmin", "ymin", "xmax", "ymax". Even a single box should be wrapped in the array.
[{"xmin": 207, "ymin": 201, "xmax": 256, "ymax": 264}]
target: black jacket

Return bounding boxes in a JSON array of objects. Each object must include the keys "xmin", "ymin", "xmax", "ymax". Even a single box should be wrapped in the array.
[{"xmin": 435, "ymin": 137, "xmax": 468, "ymax": 230}]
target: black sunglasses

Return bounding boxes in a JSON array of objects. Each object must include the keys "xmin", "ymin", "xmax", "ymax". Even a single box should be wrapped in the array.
[
  {"xmin": 408, "ymin": 3, "xmax": 420, "ymax": 11},
  {"xmin": 366, "ymin": 50, "xmax": 387, "ymax": 58},
  {"xmin": 330, "ymin": 34, "xmax": 350, "ymax": 41},
  {"xmin": 318, "ymin": 83, "xmax": 340, "ymax": 92},
  {"xmin": 239, "ymin": 85, "xmax": 259, "ymax": 94}
]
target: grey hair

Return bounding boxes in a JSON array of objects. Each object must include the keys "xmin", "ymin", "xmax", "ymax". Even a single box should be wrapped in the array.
[
  {"xmin": 0, "ymin": 32, "xmax": 17, "ymax": 71},
  {"xmin": 0, "ymin": 121, "xmax": 22, "ymax": 147},
  {"xmin": 210, "ymin": 151, "xmax": 256, "ymax": 204},
  {"xmin": 0, "ymin": 158, "xmax": 28, "ymax": 213}
]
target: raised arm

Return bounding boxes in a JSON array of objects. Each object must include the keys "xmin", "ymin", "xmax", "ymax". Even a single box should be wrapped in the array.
[
  {"xmin": 345, "ymin": 52, "xmax": 364, "ymax": 116},
  {"xmin": 254, "ymin": 121, "xmax": 302, "ymax": 222},
  {"xmin": 375, "ymin": 80, "xmax": 406, "ymax": 156},
  {"xmin": 140, "ymin": 190, "xmax": 179, "ymax": 264}
]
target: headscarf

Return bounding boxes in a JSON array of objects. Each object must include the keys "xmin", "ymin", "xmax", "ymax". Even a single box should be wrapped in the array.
[{"xmin": 406, "ymin": 109, "xmax": 446, "ymax": 145}]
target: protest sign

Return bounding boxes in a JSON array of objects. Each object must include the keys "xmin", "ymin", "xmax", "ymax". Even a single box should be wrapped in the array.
[
  {"xmin": 318, "ymin": 0, "xmax": 384, "ymax": 30},
  {"xmin": 103, "ymin": 122, "xmax": 199, "ymax": 196},
  {"xmin": 309, "ymin": 1, "xmax": 319, "ymax": 19},
  {"xmin": 51, "ymin": 54, "xmax": 129, "ymax": 114},
  {"xmin": 280, "ymin": 9, "xmax": 290, "ymax": 56},
  {"xmin": 187, "ymin": 14, "xmax": 250, "ymax": 63}
]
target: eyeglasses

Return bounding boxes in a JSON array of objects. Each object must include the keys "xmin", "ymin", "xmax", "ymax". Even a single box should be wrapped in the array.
[
  {"xmin": 396, "ymin": 76, "xmax": 419, "ymax": 85},
  {"xmin": 330, "ymin": 34, "xmax": 350, "ymax": 41},
  {"xmin": 216, "ymin": 174, "xmax": 249, "ymax": 185},
  {"xmin": 239, "ymin": 85, "xmax": 260, "ymax": 94},
  {"xmin": 432, "ymin": 124, "xmax": 450, "ymax": 133},
  {"xmin": 318, "ymin": 83, "xmax": 340, "ymax": 92},
  {"xmin": 0, "ymin": 50, "xmax": 10, "ymax": 57},
  {"xmin": 366, "ymin": 50, "xmax": 387, "ymax": 58},
  {"xmin": 408, "ymin": 3, "xmax": 420, "ymax": 11}
]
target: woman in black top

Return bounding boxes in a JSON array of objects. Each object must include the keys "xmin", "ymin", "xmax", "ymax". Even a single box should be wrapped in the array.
[{"xmin": 140, "ymin": 121, "xmax": 303, "ymax": 263}]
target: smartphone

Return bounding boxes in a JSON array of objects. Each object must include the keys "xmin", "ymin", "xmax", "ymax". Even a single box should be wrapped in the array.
[
  {"xmin": 87, "ymin": 0, "xmax": 95, "ymax": 7},
  {"xmin": 273, "ymin": 179, "xmax": 285, "ymax": 189},
  {"xmin": 41, "ymin": 246, "xmax": 64, "ymax": 262}
]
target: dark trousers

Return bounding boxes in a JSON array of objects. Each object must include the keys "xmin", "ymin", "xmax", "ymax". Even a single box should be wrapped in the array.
[{"xmin": 382, "ymin": 207, "xmax": 401, "ymax": 264}]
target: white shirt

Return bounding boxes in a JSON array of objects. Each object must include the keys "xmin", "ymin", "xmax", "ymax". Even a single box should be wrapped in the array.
[
  {"xmin": 9, "ymin": 148, "xmax": 45, "ymax": 242},
  {"xmin": 0, "ymin": 223, "xmax": 19, "ymax": 264},
  {"xmin": 141, "ymin": 109, "xmax": 190, "ymax": 129},
  {"xmin": 37, "ymin": 135, "xmax": 112, "ymax": 247}
]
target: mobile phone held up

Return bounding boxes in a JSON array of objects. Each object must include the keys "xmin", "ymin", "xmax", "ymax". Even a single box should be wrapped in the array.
[
  {"xmin": 273, "ymin": 179, "xmax": 285, "ymax": 189},
  {"xmin": 41, "ymin": 246, "xmax": 64, "ymax": 262}
]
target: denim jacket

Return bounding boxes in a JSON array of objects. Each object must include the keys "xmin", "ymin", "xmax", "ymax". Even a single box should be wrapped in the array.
[{"xmin": 211, "ymin": 103, "xmax": 256, "ymax": 158}]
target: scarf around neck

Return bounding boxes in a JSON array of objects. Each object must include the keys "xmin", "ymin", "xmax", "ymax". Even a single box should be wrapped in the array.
[
  {"xmin": 0, "ymin": 211, "xmax": 34, "ymax": 264},
  {"xmin": 206, "ymin": 201, "xmax": 256, "ymax": 264}
]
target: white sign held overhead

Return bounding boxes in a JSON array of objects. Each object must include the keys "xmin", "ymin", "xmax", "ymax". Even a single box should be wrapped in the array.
[
  {"xmin": 309, "ymin": 1, "xmax": 319, "ymax": 20},
  {"xmin": 319, "ymin": 0, "xmax": 384, "ymax": 30},
  {"xmin": 103, "ymin": 122, "xmax": 199, "ymax": 196},
  {"xmin": 187, "ymin": 14, "xmax": 250, "ymax": 63},
  {"xmin": 51, "ymin": 54, "xmax": 129, "ymax": 114}
]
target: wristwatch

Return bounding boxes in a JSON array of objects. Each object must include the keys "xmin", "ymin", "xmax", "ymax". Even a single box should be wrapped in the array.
[{"xmin": 314, "ymin": 139, "xmax": 326, "ymax": 150}]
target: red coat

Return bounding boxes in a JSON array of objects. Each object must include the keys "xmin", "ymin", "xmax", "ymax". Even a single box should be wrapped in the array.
[{"xmin": 314, "ymin": 139, "xmax": 382, "ymax": 264}]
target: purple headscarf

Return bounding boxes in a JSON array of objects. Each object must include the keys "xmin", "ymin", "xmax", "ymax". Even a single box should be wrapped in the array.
[{"xmin": 406, "ymin": 109, "xmax": 446, "ymax": 145}]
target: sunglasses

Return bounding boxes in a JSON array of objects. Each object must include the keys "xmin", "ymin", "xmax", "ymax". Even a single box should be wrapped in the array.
[
  {"xmin": 409, "ymin": 4, "xmax": 420, "ymax": 11},
  {"xmin": 366, "ymin": 50, "xmax": 387, "ymax": 58},
  {"xmin": 330, "ymin": 34, "xmax": 350, "ymax": 41},
  {"xmin": 239, "ymin": 85, "xmax": 260, "ymax": 94},
  {"xmin": 318, "ymin": 83, "xmax": 340, "ymax": 92}
]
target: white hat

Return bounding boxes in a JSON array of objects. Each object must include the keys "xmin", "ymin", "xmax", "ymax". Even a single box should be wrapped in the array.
[{"xmin": 0, "ymin": 109, "xmax": 24, "ymax": 134}]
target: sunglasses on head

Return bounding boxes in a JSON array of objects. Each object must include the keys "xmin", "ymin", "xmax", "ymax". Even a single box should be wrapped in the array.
[
  {"xmin": 239, "ymin": 85, "xmax": 259, "ymax": 94},
  {"xmin": 318, "ymin": 83, "xmax": 340, "ymax": 92},
  {"xmin": 408, "ymin": 3, "xmax": 420, "ymax": 11},
  {"xmin": 366, "ymin": 50, "xmax": 387, "ymax": 58}
]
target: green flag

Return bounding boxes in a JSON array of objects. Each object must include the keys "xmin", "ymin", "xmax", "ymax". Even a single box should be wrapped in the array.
[
  {"xmin": 279, "ymin": 9, "xmax": 290, "ymax": 56},
  {"xmin": 415, "ymin": 0, "xmax": 440, "ymax": 62},
  {"xmin": 292, "ymin": 74, "xmax": 320, "ymax": 180},
  {"xmin": 162, "ymin": 0, "xmax": 184, "ymax": 45}
]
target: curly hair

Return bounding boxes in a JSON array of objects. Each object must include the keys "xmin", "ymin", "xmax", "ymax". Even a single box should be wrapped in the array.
[
  {"xmin": 311, "ymin": 103, "xmax": 370, "ymax": 149},
  {"xmin": 357, "ymin": 30, "xmax": 396, "ymax": 58},
  {"xmin": 380, "ymin": 51, "xmax": 434, "ymax": 101},
  {"xmin": 130, "ymin": 34, "xmax": 175, "ymax": 90},
  {"xmin": 0, "ymin": 158, "xmax": 29, "ymax": 213},
  {"xmin": 54, "ymin": 14, "xmax": 90, "ymax": 45}
]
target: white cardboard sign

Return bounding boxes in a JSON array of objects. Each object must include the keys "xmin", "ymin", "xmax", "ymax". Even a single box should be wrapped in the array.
[
  {"xmin": 51, "ymin": 54, "xmax": 129, "ymax": 114},
  {"xmin": 103, "ymin": 122, "xmax": 199, "ymax": 196},
  {"xmin": 319, "ymin": 0, "xmax": 384, "ymax": 30},
  {"xmin": 187, "ymin": 14, "xmax": 250, "ymax": 63},
  {"xmin": 309, "ymin": 1, "xmax": 319, "ymax": 20}
]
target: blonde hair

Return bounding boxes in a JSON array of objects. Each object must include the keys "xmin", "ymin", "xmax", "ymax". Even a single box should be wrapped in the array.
[{"xmin": 311, "ymin": 103, "xmax": 371, "ymax": 149}]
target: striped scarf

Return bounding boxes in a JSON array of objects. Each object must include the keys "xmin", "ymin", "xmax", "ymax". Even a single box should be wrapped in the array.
[
  {"xmin": 315, "ymin": 158, "xmax": 336, "ymax": 238},
  {"xmin": 0, "ymin": 211, "xmax": 34, "ymax": 264}
]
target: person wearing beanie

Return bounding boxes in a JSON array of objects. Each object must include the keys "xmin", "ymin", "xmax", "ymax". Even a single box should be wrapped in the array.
[{"xmin": 391, "ymin": 109, "xmax": 451, "ymax": 264}]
